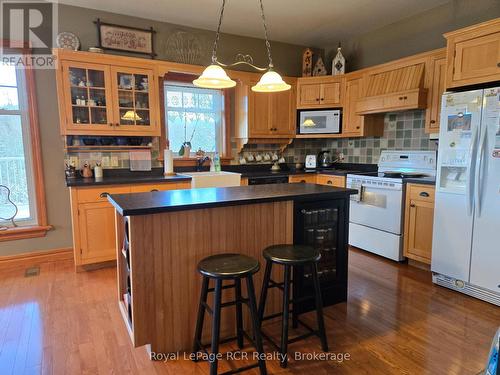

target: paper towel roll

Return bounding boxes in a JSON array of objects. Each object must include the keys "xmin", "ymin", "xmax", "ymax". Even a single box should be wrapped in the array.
[{"xmin": 164, "ymin": 149, "xmax": 174, "ymax": 175}]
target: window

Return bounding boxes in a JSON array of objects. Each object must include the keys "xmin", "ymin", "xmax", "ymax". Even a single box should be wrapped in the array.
[
  {"xmin": 0, "ymin": 65, "xmax": 37, "ymax": 224},
  {"xmin": 164, "ymin": 84, "xmax": 223, "ymax": 155}
]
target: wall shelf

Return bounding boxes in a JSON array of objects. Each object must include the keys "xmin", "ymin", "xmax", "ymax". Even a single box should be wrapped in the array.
[{"xmin": 65, "ymin": 145, "xmax": 152, "ymax": 152}]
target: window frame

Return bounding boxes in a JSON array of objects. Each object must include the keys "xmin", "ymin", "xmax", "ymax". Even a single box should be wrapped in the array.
[
  {"xmin": 0, "ymin": 45, "xmax": 50, "ymax": 242},
  {"xmin": 159, "ymin": 73, "xmax": 232, "ymax": 165}
]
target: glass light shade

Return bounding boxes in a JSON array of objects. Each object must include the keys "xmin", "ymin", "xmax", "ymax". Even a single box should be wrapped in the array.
[
  {"xmin": 121, "ymin": 110, "xmax": 142, "ymax": 121},
  {"xmin": 302, "ymin": 119, "xmax": 316, "ymax": 127},
  {"xmin": 251, "ymin": 71, "xmax": 291, "ymax": 92},
  {"xmin": 193, "ymin": 64, "xmax": 236, "ymax": 89}
]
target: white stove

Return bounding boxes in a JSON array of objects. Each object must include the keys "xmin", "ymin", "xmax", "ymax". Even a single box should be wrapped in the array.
[{"xmin": 346, "ymin": 150, "xmax": 436, "ymax": 261}]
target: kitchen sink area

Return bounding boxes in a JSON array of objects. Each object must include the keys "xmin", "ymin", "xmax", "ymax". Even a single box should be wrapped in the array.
[{"xmin": 182, "ymin": 171, "xmax": 242, "ymax": 188}]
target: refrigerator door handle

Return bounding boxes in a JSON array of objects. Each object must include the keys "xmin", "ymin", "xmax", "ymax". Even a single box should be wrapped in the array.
[
  {"xmin": 466, "ymin": 125, "xmax": 479, "ymax": 216},
  {"xmin": 475, "ymin": 129, "xmax": 488, "ymax": 217}
]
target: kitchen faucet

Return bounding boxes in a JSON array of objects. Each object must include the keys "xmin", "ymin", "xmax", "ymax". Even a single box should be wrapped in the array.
[{"xmin": 196, "ymin": 156, "xmax": 211, "ymax": 172}]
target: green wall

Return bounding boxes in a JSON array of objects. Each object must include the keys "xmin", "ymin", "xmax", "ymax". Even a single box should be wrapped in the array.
[
  {"xmin": 326, "ymin": 0, "xmax": 500, "ymax": 71},
  {"xmin": 0, "ymin": 4, "xmax": 312, "ymax": 256}
]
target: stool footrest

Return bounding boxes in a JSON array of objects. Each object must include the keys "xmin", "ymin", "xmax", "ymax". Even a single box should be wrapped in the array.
[
  {"xmin": 262, "ymin": 310, "xmax": 293, "ymax": 321},
  {"xmin": 220, "ymin": 363, "xmax": 260, "ymax": 375},
  {"xmin": 207, "ymin": 283, "xmax": 236, "ymax": 292}
]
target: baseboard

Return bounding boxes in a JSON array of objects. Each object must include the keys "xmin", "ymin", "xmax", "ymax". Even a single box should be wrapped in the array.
[{"xmin": 0, "ymin": 247, "xmax": 74, "ymax": 269}]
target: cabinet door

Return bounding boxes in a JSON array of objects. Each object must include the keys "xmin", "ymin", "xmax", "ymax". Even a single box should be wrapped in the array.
[
  {"xmin": 321, "ymin": 82, "xmax": 341, "ymax": 105},
  {"xmin": 426, "ymin": 56, "xmax": 446, "ymax": 134},
  {"xmin": 110, "ymin": 66, "xmax": 159, "ymax": 135},
  {"xmin": 249, "ymin": 88, "xmax": 272, "ymax": 137},
  {"xmin": 270, "ymin": 85, "xmax": 296, "ymax": 137},
  {"xmin": 78, "ymin": 202, "xmax": 117, "ymax": 264},
  {"xmin": 61, "ymin": 61, "xmax": 114, "ymax": 133},
  {"xmin": 452, "ymin": 32, "xmax": 500, "ymax": 85},
  {"xmin": 343, "ymin": 78, "xmax": 363, "ymax": 136},
  {"xmin": 130, "ymin": 182, "xmax": 190, "ymax": 192},
  {"xmin": 405, "ymin": 199, "xmax": 434, "ymax": 264},
  {"xmin": 298, "ymin": 83, "xmax": 321, "ymax": 107}
]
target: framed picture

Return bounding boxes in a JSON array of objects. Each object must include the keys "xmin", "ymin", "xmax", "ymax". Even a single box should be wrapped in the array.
[{"xmin": 95, "ymin": 18, "xmax": 156, "ymax": 58}]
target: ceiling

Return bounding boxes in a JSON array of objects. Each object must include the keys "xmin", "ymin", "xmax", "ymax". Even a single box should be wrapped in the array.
[{"xmin": 57, "ymin": 0, "xmax": 450, "ymax": 47}]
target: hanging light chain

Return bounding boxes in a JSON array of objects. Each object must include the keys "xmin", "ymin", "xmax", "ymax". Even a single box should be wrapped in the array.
[
  {"xmin": 211, "ymin": 0, "xmax": 227, "ymax": 63},
  {"xmin": 258, "ymin": 0, "xmax": 274, "ymax": 69}
]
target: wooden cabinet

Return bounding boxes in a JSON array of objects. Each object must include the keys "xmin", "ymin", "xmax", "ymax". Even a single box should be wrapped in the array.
[
  {"xmin": 288, "ymin": 174, "xmax": 317, "ymax": 184},
  {"xmin": 316, "ymin": 174, "xmax": 345, "ymax": 187},
  {"xmin": 425, "ymin": 51, "xmax": 447, "ymax": 134},
  {"xmin": 445, "ymin": 18, "xmax": 500, "ymax": 89},
  {"xmin": 403, "ymin": 183, "xmax": 435, "ymax": 264},
  {"xmin": 356, "ymin": 88, "xmax": 428, "ymax": 114},
  {"xmin": 56, "ymin": 51, "xmax": 160, "ymax": 136},
  {"xmin": 248, "ymin": 79, "xmax": 296, "ymax": 138},
  {"xmin": 70, "ymin": 181, "xmax": 189, "ymax": 268},
  {"xmin": 343, "ymin": 75, "xmax": 384, "ymax": 137},
  {"xmin": 296, "ymin": 77, "xmax": 342, "ymax": 108}
]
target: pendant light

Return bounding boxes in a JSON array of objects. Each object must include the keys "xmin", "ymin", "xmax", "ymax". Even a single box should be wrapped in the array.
[{"xmin": 193, "ymin": 0, "xmax": 290, "ymax": 93}]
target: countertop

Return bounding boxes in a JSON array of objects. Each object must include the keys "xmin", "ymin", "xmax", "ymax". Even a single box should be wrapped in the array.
[
  {"xmin": 66, "ymin": 171, "xmax": 191, "ymax": 187},
  {"xmin": 108, "ymin": 183, "xmax": 357, "ymax": 216},
  {"xmin": 404, "ymin": 177, "xmax": 436, "ymax": 186}
]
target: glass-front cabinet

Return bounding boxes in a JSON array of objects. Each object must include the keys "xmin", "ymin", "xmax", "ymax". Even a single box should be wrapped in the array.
[{"xmin": 60, "ymin": 62, "xmax": 159, "ymax": 136}]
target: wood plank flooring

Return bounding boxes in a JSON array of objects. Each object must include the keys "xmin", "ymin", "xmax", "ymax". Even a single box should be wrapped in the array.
[{"xmin": 0, "ymin": 248, "xmax": 498, "ymax": 374}]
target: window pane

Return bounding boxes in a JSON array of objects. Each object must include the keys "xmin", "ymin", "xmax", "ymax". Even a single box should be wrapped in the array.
[
  {"xmin": 0, "ymin": 115, "xmax": 30, "ymax": 220},
  {"xmin": 165, "ymin": 85, "xmax": 222, "ymax": 155},
  {"xmin": 0, "ymin": 87, "xmax": 19, "ymax": 110},
  {"xmin": 0, "ymin": 65, "xmax": 17, "ymax": 86}
]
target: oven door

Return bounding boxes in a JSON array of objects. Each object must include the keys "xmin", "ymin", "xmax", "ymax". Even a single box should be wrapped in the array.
[
  {"xmin": 347, "ymin": 177, "xmax": 403, "ymax": 235},
  {"xmin": 298, "ymin": 109, "xmax": 340, "ymax": 134}
]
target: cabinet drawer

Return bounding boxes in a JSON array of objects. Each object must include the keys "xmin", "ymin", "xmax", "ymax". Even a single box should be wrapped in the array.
[
  {"xmin": 289, "ymin": 174, "xmax": 317, "ymax": 184},
  {"xmin": 316, "ymin": 174, "xmax": 345, "ymax": 187},
  {"xmin": 130, "ymin": 182, "xmax": 190, "ymax": 193},
  {"xmin": 77, "ymin": 186, "xmax": 131, "ymax": 203},
  {"xmin": 407, "ymin": 184, "xmax": 435, "ymax": 203}
]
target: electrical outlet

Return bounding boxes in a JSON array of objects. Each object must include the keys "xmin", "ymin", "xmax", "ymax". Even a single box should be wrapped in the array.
[
  {"xmin": 69, "ymin": 156, "xmax": 78, "ymax": 167},
  {"xmin": 110, "ymin": 156, "xmax": 119, "ymax": 167}
]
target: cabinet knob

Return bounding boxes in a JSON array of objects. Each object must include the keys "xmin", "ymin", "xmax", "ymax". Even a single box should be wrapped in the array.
[
  {"xmin": 327, "ymin": 180, "xmax": 333, "ymax": 185},
  {"xmin": 419, "ymin": 191, "xmax": 430, "ymax": 197},
  {"xmin": 100, "ymin": 192, "xmax": 109, "ymax": 198},
  {"xmin": 150, "ymin": 189, "xmax": 159, "ymax": 192},
  {"xmin": 403, "ymin": 96, "xmax": 408, "ymax": 100},
  {"xmin": 300, "ymin": 180, "xmax": 306, "ymax": 183},
  {"xmin": 316, "ymin": 98, "xmax": 320, "ymax": 101},
  {"xmin": 399, "ymin": 97, "xmax": 403, "ymax": 100},
  {"xmin": 497, "ymin": 62, "xmax": 500, "ymax": 67},
  {"xmin": 410, "ymin": 203, "xmax": 416, "ymax": 207},
  {"xmin": 109, "ymin": 123, "xmax": 113, "ymax": 127},
  {"xmin": 430, "ymin": 120, "xmax": 436, "ymax": 124},
  {"xmin": 320, "ymin": 98, "xmax": 324, "ymax": 101},
  {"xmin": 356, "ymin": 126, "xmax": 360, "ymax": 129},
  {"xmin": 115, "ymin": 123, "xmax": 120, "ymax": 127}
]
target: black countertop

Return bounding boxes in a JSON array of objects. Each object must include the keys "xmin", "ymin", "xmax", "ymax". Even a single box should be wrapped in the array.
[
  {"xmin": 66, "ymin": 168, "xmax": 192, "ymax": 187},
  {"xmin": 404, "ymin": 177, "xmax": 436, "ymax": 186},
  {"xmin": 108, "ymin": 184, "xmax": 357, "ymax": 216}
]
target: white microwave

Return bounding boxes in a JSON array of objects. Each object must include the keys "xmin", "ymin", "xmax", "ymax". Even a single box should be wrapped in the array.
[{"xmin": 298, "ymin": 109, "xmax": 341, "ymax": 134}]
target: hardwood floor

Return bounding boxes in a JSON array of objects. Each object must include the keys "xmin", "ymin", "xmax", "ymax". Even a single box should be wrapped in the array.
[{"xmin": 0, "ymin": 248, "xmax": 498, "ymax": 374}]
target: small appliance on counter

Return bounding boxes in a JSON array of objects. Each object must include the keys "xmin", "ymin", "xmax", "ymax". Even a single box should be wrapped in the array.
[
  {"xmin": 317, "ymin": 150, "xmax": 339, "ymax": 168},
  {"xmin": 298, "ymin": 108, "xmax": 341, "ymax": 135},
  {"xmin": 305, "ymin": 154, "xmax": 317, "ymax": 169}
]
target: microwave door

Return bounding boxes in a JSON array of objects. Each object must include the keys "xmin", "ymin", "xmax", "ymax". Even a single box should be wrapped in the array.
[{"xmin": 300, "ymin": 114, "xmax": 327, "ymax": 134}]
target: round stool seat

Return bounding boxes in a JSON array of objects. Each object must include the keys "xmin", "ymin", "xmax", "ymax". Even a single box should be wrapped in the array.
[
  {"xmin": 198, "ymin": 253, "xmax": 260, "ymax": 279},
  {"xmin": 263, "ymin": 244, "xmax": 320, "ymax": 265}
]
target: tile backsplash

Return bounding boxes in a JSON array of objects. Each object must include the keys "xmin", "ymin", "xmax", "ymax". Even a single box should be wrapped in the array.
[{"xmin": 284, "ymin": 110, "xmax": 438, "ymax": 164}]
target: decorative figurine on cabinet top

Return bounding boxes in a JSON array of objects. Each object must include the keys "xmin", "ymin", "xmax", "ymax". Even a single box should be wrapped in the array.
[
  {"xmin": 313, "ymin": 56, "xmax": 327, "ymax": 76},
  {"xmin": 302, "ymin": 48, "xmax": 313, "ymax": 77},
  {"xmin": 332, "ymin": 42, "xmax": 345, "ymax": 75}
]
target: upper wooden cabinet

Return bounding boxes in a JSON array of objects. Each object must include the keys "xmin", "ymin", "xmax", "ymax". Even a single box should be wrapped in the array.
[
  {"xmin": 296, "ymin": 76, "xmax": 342, "ymax": 109},
  {"xmin": 55, "ymin": 50, "xmax": 161, "ymax": 136},
  {"xmin": 342, "ymin": 74, "xmax": 384, "ymax": 137},
  {"xmin": 356, "ymin": 60, "xmax": 428, "ymax": 115},
  {"xmin": 245, "ymin": 79, "xmax": 296, "ymax": 138},
  {"xmin": 425, "ymin": 50, "xmax": 447, "ymax": 134},
  {"xmin": 445, "ymin": 18, "xmax": 500, "ymax": 89}
]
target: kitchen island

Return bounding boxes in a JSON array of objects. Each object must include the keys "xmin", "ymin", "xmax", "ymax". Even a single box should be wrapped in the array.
[{"xmin": 108, "ymin": 184, "xmax": 356, "ymax": 355}]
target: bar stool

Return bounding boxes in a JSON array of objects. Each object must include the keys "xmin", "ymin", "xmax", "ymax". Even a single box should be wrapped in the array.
[
  {"xmin": 258, "ymin": 244, "xmax": 328, "ymax": 368},
  {"xmin": 192, "ymin": 253, "xmax": 267, "ymax": 375}
]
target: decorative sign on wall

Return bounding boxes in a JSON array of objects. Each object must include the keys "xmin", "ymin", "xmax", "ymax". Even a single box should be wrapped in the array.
[
  {"xmin": 302, "ymin": 48, "xmax": 313, "ymax": 77},
  {"xmin": 94, "ymin": 18, "xmax": 156, "ymax": 58},
  {"xmin": 164, "ymin": 31, "xmax": 202, "ymax": 65},
  {"xmin": 332, "ymin": 42, "xmax": 345, "ymax": 75}
]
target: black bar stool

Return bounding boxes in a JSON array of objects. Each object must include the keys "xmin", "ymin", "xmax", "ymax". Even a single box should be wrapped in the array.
[
  {"xmin": 257, "ymin": 244, "xmax": 328, "ymax": 368},
  {"xmin": 192, "ymin": 253, "xmax": 267, "ymax": 375}
]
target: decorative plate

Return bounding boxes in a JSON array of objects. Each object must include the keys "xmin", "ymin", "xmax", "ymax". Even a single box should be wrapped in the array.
[{"xmin": 56, "ymin": 32, "xmax": 80, "ymax": 51}]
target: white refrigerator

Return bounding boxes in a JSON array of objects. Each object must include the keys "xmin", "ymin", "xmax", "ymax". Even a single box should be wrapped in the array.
[{"xmin": 432, "ymin": 87, "xmax": 500, "ymax": 306}]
